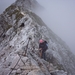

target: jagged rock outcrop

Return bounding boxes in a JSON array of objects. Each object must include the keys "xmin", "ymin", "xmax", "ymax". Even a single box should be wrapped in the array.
[{"xmin": 0, "ymin": 0, "xmax": 75, "ymax": 75}]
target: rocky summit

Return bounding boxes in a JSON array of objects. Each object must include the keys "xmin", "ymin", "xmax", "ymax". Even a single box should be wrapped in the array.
[{"xmin": 0, "ymin": 0, "xmax": 75, "ymax": 75}]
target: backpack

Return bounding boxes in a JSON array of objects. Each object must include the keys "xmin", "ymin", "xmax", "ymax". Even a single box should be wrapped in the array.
[
  {"xmin": 44, "ymin": 41, "xmax": 48, "ymax": 50},
  {"xmin": 46, "ymin": 43, "xmax": 48, "ymax": 49}
]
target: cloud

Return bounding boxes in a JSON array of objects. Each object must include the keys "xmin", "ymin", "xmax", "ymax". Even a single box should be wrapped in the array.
[{"xmin": 36, "ymin": 0, "xmax": 75, "ymax": 54}]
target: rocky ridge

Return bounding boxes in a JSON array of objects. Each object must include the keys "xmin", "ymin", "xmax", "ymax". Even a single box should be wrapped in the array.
[{"xmin": 0, "ymin": 0, "xmax": 75, "ymax": 75}]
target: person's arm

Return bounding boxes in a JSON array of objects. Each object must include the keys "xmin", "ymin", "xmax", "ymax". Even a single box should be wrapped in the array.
[
  {"xmin": 39, "ymin": 43, "xmax": 42, "ymax": 50},
  {"xmin": 39, "ymin": 48, "xmax": 42, "ymax": 50}
]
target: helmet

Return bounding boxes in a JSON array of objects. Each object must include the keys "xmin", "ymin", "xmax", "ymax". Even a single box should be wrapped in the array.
[{"xmin": 39, "ymin": 39, "xmax": 44, "ymax": 43}]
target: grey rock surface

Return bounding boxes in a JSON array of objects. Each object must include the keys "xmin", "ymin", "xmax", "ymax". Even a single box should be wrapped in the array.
[{"xmin": 0, "ymin": 0, "xmax": 75, "ymax": 75}]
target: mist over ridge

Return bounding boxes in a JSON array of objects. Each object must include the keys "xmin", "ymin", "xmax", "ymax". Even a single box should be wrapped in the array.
[
  {"xmin": 0, "ymin": 0, "xmax": 75, "ymax": 75},
  {"xmin": 0, "ymin": 0, "xmax": 75, "ymax": 54},
  {"xmin": 36, "ymin": 0, "xmax": 75, "ymax": 54},
  {"xmin": 0, "ymin": 0, "xmax": 16, "ymax": 14}
]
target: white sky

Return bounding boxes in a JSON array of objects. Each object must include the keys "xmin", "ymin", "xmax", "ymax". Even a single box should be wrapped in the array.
[
  {"xmin": 0, "ymin": 0, "xmax": 16, "ymax": 14},
  {"xmin": 0, "ymin": 0, "xmax": 75, "ymax": 54}
]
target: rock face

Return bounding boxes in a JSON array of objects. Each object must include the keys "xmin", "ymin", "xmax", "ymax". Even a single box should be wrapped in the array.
[
  {"xmin": 14, "ymin": 0, "xmax": 43, "ymax": 11},
  {"xmin": 0, "ymin": 0, "xmax": 75, "ymax": 75}
]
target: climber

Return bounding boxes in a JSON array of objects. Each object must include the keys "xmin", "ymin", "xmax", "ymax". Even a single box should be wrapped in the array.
[{"xmin": 39, "ymin": 39, "xmax": 48, "ymax": 60}]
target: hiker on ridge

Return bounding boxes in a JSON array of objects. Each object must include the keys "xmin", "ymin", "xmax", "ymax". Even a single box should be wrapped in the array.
[{"xmin": 39, "ymin": 39, "xmax": 48, "ymax": 60}]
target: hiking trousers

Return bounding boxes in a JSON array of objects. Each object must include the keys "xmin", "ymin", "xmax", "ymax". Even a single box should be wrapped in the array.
[{"xmin": 42, "ymin": 51, "xmax": 46, "ymax": 60}]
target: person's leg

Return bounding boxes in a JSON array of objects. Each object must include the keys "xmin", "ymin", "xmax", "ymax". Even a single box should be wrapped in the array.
[
  {"xmin": 41, "ymin": 51, "xmax": 44, "ymax": 58},
  {"xmin": 43, "ymin": 52, "xmax": 46, "ymax": 60},
  {"xmin": 42, "ymin": 51, "xmax": 46, "ymax": 60}
]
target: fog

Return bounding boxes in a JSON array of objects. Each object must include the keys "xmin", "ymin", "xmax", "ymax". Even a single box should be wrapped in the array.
[
  {"xmin": 36, "ymin": 0, "xmax": 75, "ymax": 54},
  {"xmin": 0, "ymin": 0, "xmax": 16, "ymax": 14},
  {"xmin": 0, "ymin": 0, "xmax": 75, "ymax": 54}
]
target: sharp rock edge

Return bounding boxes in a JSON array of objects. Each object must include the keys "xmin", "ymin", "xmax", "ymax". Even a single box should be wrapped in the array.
[{"xmin": 0, "ymin": 0, "xmax": 75, "ymax": 75}]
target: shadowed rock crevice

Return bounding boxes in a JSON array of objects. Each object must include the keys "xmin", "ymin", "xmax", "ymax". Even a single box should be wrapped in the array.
[{"xmin": 0, "ymin": 0, "xmax": 75, "ymax": 75}]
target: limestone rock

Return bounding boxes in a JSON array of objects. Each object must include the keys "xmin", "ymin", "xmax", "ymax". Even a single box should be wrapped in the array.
[
  {"xmin": 28, "ymin": 70, "xmax": 45, "ymax": 75},
  {"xmin": 10, "ymin": 55, "xmax": 20, "ymax": 69},
  {"xmin": 50, "ymin": 70, "xmax": 67, "ymax": 75},
  {"xmin": 0, "ymin": 0, "xmax": 75, "ymax": 75}
]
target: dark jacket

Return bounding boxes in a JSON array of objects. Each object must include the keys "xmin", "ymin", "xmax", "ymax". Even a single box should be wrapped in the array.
[{"xmin": 39, "ymin": 41, "xmax": 48, "ymax": 52}]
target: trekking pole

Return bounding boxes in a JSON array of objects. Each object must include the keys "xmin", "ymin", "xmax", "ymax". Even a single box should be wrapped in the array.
[
  {"xmin": 40, "ymin": 49, "xmax": 42, "ymax": 58},
  {"xmin": 25, "ymin": 37, "xmax": 32, "ymax": 56}
]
